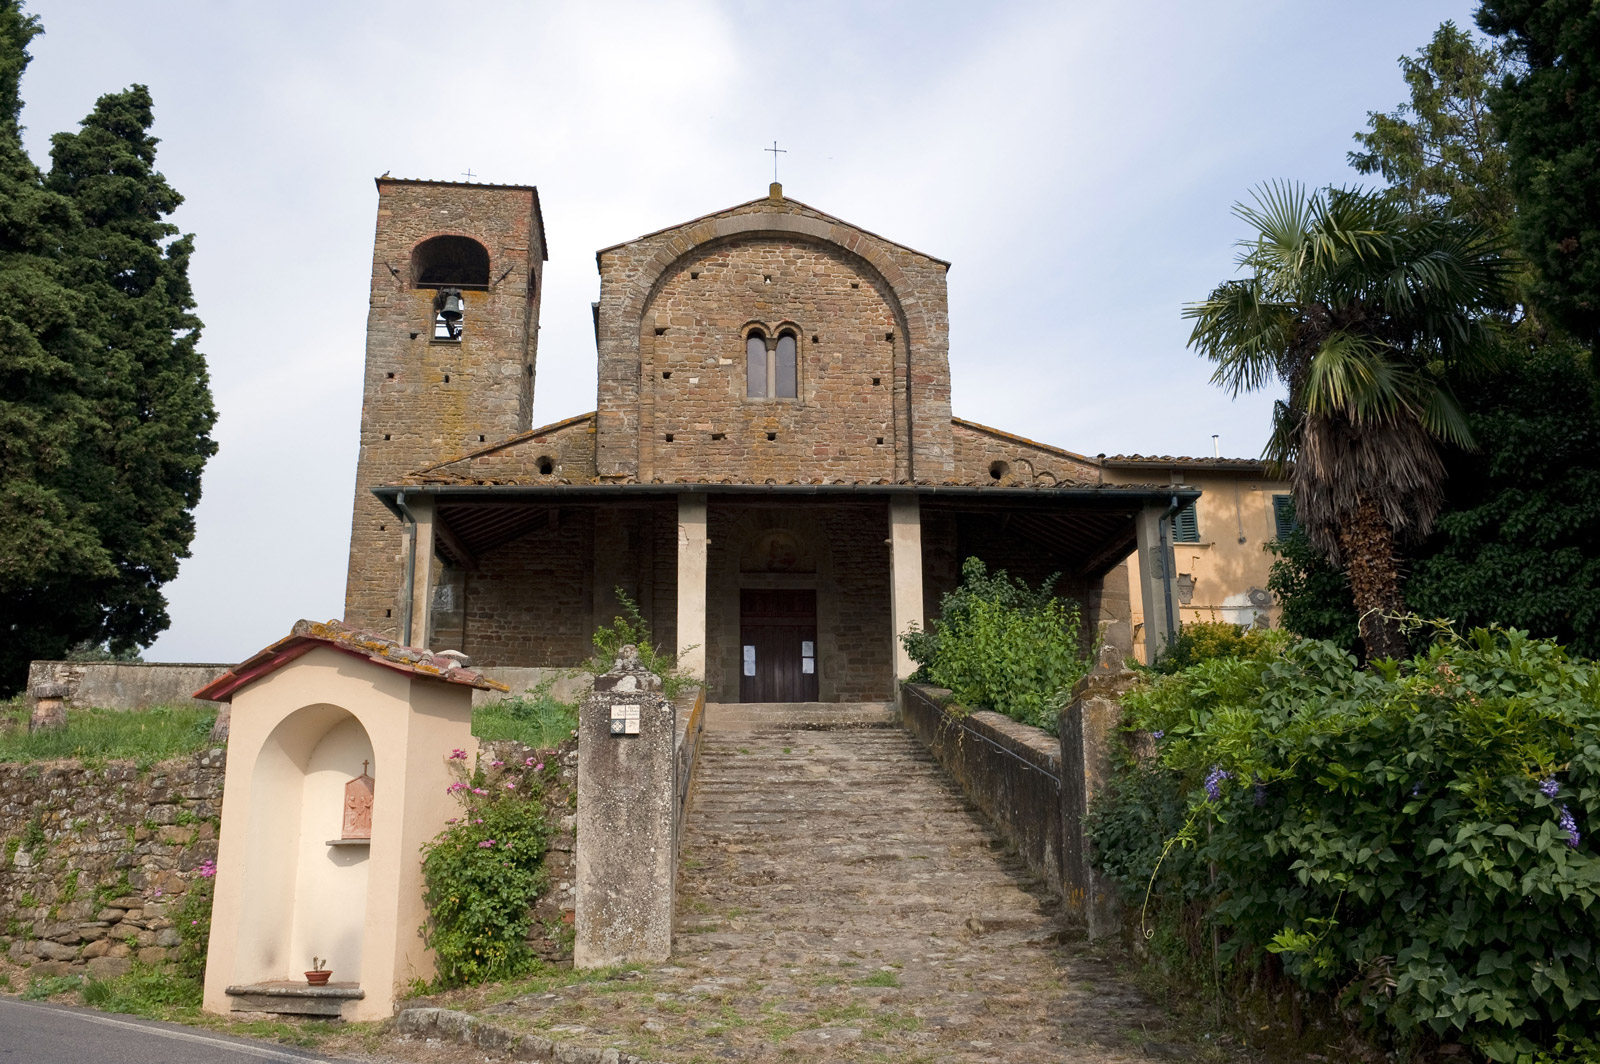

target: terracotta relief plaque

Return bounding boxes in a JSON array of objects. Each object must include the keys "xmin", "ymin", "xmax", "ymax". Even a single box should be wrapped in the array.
[{"xmin": 342, "ymin": 762, "xmax": 374, "ymax": 840}]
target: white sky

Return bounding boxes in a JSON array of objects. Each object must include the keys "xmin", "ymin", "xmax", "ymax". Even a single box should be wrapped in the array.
[{"xmin": 17, "ymin": 0, "xmax": 1479, "ymax": 663}]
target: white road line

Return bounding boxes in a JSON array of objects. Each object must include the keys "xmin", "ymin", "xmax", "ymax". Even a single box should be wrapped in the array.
[{"xmin": 0, "ymin": 998, "xmax": 332, "ymax": 1062}]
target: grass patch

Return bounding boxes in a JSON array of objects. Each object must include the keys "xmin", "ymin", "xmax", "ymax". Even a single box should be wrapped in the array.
[
  {"xmin": 854, "ymin": 970, "xmax": 899, "ymax": 988},
  {"xmin": 471, "ymin": 680, "xmax": 578, "ymax": 748},
  {"xmin": 478, "ymin": 961, "xmax": 645, "ymax": 1006},
  {"xmin": 22, "ymin": 974, "xmax": 83, "ymax": 1000},
  {"xmin": 81, "ymin": 964, "xmax": 202, "ymax": 1018},
  {"xmin": 0, "ymin": 703, "xmax": 215, "ymax": 766}
]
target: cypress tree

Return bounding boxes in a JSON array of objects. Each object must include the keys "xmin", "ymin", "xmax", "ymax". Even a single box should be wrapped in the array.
[
  {"xmin": 0, "ymin": 2, "xmax": 111, "ymax": 690},
  {"xmin": 1477, "ymin": 0, "xmax": 1600, "ymax": 351},
  {"xmin": 0, "ymin": 1, "xmax": 215, "ymax": 693},
  {"xmin": 43, "ymin": 85, "xmax": 217, "ymax": 676}
]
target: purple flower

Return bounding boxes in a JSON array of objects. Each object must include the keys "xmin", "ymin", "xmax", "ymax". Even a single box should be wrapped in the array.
[
  {"xmin": 1560, "ymin": 805, "xmax": 1581, "ymax": 849},
  {"xmin": 478, "ymin": 839, "xmax": 496, "ymax": 848},
  {"xmin": 1540, "ymin": 776, "xmax": 1561, "ymax": 799},
  {"xmin": 1412, "ymin": 782, "xmax": 1421, "ymax": 797},
  {"xmin": 1151, "ymin": 730, "xmax": 1164, "ymax": 740},
  {"xmin": 449, "ymin": 748, "xmax": 468, "ymax": 760},
  {"xmin": 197, "ymin": 859, "xmax": 216, "ymax": 879},
  {"xmin": 1204, "ymin": 766, "xmax": 1232, "ymax": 802}
]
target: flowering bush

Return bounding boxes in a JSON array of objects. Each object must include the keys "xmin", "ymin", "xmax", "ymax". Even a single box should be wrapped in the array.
[
  {"xmin": 1087, "ymin": 626, "xmax": 1600, "ymax": 1061},
  {"xmin": 419, "ymin": 750, "xmax": 554, "ymax": 987},
  {"xmin": 171, "ymin": 858, "xmax": 217, "ymax": 981}
]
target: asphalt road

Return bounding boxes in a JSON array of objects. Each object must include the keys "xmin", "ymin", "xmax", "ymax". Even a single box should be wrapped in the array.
[{"xmin": 0, "ymin": 997, "xmax": 344, "ymax": 1063}]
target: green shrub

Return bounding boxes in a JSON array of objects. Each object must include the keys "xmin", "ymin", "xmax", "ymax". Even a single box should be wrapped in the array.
[
  {"xmin": 81, "ymin": 963, "xmax": 201, "ymax": 1016},
  {"xmin": 0, "ymin": 703, "xmax": 214, "ymax": 765},
  {"xmin": 1089, "ymin": 626, "xmax": 1600, "ymax": 1061},
  {"xmin": 419, "ymin": 751, "xmax": 553, "ymax": 987},
  {"xmin": 172, "ymin": 863, "xmax": 215, "ymax": 981},
  {"xmin": 1149, "ymin": 621, "xmax": 1290, "ymax": 674},
  {"xmin": 902, "ymin": 557, "xmax": 1093, "ymax": 733},
  {"xmin": 590, "ymin": 588, "xmax": 697, "ymax": 699},
  {"xmin": 22, "ymin": 974, "xmax": 82, "ymax": 1000},
  {"xmin": 473, "ymin": 678, "xmax": 579, "ymax": 748}
]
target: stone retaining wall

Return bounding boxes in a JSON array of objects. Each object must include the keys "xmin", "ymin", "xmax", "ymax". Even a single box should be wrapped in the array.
[
  {"xmin": 900, "ymin": 684, "xmax": 1064, "ymax": 895},
  {"xmin": 24, "ymin": 661, "xmax": 230, "ymax": 711},
  {"xmin": 0, "ymin": 750, "xmax": 225, "ymax": 979},
  {"xmin": 901, "ymin": 674, "xmax": 1134, "ymax": 935}
]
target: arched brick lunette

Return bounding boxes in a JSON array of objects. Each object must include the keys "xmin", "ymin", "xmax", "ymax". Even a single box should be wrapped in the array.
[{"xmin": 593, "ymin": 204, "xmax": 954, "ymax": 482}]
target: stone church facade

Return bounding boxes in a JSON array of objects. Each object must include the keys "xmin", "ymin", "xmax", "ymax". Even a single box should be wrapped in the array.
[{"xmin": 344, "ymin": 178, "xmax": 1189, "ymax": 702}]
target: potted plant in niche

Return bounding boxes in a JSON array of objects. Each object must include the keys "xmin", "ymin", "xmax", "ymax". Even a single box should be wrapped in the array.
[{"xmin": 305, "ymin": 957, "xmax": 331, "ymax": 986}]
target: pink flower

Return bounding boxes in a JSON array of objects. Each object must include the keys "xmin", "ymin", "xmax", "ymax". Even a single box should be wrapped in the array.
[
  {"xmin": 534, "ymin": 763, "xmax": 545, "ymax": 772},
  {"xmin": 472, "ymin": 787, "xmax": 488, "ymax": 796},
  {"xmin": 475, "ymin": 818, "xmax": 483, "ymax": 825},
  {"xmin": 447, "ymin": 781, "xmax": 466, "ymax": 793},
  {"xmin": 506, "ymin": 781, "xmax": 516, "ymax": 790},
  {"xmin": 449, "ymin": 748, "xmax": 468, "ymax": 760},
  {"xmin": 491, "ymin": 760, "xmax": 504, "ymax": 768},
  {"xmin": 197, "ymin": 859, "xmax": 217, "ymax": 879},
  {"xmin": 153, "ymin": 889, "xmax": 163, "ymax": 897},
  {"xmin": 524, "ymin": 757, "xmax": 535, "ymax": 767},
  {"xmin": 478, "ymin": 839, "xmax": 496, "ymax": 848}
]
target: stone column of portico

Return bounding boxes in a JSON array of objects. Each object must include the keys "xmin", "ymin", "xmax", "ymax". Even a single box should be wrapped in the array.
[
  {"xmin": 404, "ymin": 493, "xmax": 437, "ymax": 649},
  {"xmin": 1134, "ymin": 501, "xmax": 1179, "ymax": 664},
  {"xmin": 888, "ymin": 494, "xmax": 925, "ymax": 685},
  {"xmin": 676, "ymin": 494, "xmax": 709, "ymax": 682}
]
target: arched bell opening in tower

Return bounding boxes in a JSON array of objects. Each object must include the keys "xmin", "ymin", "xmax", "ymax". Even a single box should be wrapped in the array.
[{"xmin": 434, "ymin": 288, "xmax": 464, "ymax": 341}]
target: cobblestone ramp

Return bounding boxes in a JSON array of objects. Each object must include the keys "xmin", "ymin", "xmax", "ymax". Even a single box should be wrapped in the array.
[{"xmin": 665, "ymin": 726, "xmax": 1167, "ymax": 1063}]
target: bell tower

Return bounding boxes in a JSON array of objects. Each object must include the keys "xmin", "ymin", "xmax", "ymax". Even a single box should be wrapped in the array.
[{"xmin": 343, "ymin": 177, "xmax": 547, "ymax": 637}]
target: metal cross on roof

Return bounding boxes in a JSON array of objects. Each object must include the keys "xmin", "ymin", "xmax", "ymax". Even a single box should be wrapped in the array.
[
  {"xmin": 765, "ymin": 141, "xmax": 786, "ymax": 183},
  {"xmin": 461, "ymin": 168, "xmax": 476, "ymax": 181}
]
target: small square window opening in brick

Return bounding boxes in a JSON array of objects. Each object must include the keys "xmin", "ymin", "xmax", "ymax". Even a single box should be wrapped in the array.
[
  {"xmin": 385, "ymin": 371, "xmax": 394, "ymax": 379},
  {"xmin": 872, "ymin": 377, "xmax": 881, "ymax": 386},
  {"xmin": 876, "ymin": 437, "xmax": 884, "ymax": 445},
  {"xmin": 665, "ymin": 433, "xmax": 674, "ymax": 442},
  {"xmin": 766, "ymin": 432, "xmax": 777, "ymax": 441},
  {"xmin": 711, "ymin": 432, "xmax": 725, "ymax": 441},
  {"xmin": 654, "ymin": 327, "xmax": 666, "ymax": 335},
  {"xmin": 662, "ymin": 371, "xmax": 671, "ymax": 379}
]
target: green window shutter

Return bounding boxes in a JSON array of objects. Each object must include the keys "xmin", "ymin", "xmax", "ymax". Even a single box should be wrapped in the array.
[
  {"xmin": 1172, "ymin": 502, "xmax": 1200, "ymax": 543},
  {"xmin": 1273, "ymin": 494, "xmax": 1297, "ymax": 540}
]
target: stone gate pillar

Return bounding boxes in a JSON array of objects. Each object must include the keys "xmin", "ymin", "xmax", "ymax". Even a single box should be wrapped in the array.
[{"xmin": 574, "ymin": 647, "xmax": 677, "ymax": 968}]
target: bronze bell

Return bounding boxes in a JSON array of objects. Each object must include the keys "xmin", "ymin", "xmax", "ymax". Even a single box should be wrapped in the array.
[{"xmin": 438, "ymin": 288, "xmax": 464, "ymax": 322}]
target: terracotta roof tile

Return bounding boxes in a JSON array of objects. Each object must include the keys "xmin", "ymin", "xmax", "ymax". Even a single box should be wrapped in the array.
[{"xmin": 193, "ymin": 619, "xmax": 508, "ymax": 703}]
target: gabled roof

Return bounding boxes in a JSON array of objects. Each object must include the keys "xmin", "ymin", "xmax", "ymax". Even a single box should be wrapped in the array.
[
  {"xmin": 1100, "ymin": 454, "xmax": 1278, "ymax": 473},
  {"xmin": 953, "ymin": 417, "xmax": 1101, "ymax": 465},
  {"xmin": 193, "ymin": 619, "xmax": 507, "ymax": 703},
  {"xmin": 595, "ymin": 191, "xmax": 952, "ymax": 268}
]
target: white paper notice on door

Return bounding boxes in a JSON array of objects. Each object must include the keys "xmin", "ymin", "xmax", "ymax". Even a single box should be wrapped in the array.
[
  {"xmin": 802, "ymin": 657, "xmax": 815, "ymax": 674},
  {"xmin": 742, "ymin": 645, "xmax": 756, "ymax": 676},
  {"xmin": 801, "ymin": 641, "xmax": 814, "ymax": 656}
]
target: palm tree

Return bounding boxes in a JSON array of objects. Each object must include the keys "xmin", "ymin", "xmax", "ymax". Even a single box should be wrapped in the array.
[{"xmin": 1185, "ymin": 183, "xmax": 1512, "ymax": 660}]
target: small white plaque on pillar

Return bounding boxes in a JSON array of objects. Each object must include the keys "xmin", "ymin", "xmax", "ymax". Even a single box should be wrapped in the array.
[
  {"xmin": 610, "ymin": 703, "xmax": 641, "ymax": 737},
  {"xmin": 742, "ymin": 645, "xmax": 756, "ymax": 677}
]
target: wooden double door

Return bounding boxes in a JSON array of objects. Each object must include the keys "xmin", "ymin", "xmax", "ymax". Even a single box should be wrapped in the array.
[{"xmin": 738, "ymin": 589, "xmax": 819, "ymax": 702}]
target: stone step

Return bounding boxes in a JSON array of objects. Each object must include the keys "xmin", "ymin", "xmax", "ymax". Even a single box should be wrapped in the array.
[{"xmin": 702, "ymin": 701, "xmax": 897, "ymax": 731}]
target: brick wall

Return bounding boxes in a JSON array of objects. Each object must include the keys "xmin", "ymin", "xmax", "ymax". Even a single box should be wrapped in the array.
[
  {"xmin": 705, "ymin": 499, "xmax": 893, "ymax": 702},
  {"xmin": 638, "ymin": 238, "xmax": 899, "ymax": 484},
  {"xmin": 345, "ymin": 180, "xmax": 545, "ymax": 635},
  {"xmin": 458, "ymin": 503, "xmax": 678, "ymax": 670},
  {"xmin": 594, "ymin": 193, "xmax": 954, "ymax": 483}
]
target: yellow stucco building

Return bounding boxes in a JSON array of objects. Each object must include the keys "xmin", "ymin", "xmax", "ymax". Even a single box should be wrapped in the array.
[{"xmin": 1100, "ymin": 456, "xmax": 1293, "ymax": 664}]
